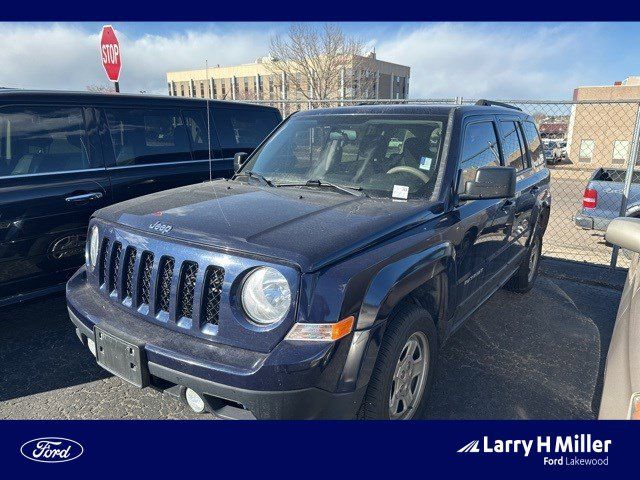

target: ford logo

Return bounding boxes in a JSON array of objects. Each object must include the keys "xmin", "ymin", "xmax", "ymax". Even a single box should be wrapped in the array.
[{"xmin": 20, "ymin": 437, "xmax": 83, "ymax": 463}]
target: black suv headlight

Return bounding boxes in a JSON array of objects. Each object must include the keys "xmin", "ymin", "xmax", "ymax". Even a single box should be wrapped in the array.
[
  {"xmin": 87, "ymin": 225, "xmax": 100, "ymax": 270},
  {"xmin": 240, "ymin": 267, "xmax": 291, "ymax": 325}
]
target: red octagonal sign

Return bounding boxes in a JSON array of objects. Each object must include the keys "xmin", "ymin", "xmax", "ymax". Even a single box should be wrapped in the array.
[{"xmin": 100, "ymin": 25, "xmax": 122, "ymax": 82}]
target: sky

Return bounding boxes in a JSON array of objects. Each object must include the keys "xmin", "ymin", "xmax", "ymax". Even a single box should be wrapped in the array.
[{"xmin": 0, "ymin": 22, "xmax": 638, "ymax": 99}]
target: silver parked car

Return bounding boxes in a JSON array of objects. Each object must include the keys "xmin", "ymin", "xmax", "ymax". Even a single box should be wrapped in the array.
[{"xmin": 599, "ymin": 217, "xmax": 640, "ymax": 419}]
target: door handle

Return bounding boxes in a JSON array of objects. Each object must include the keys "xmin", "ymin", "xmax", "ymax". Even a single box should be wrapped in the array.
[{"xmin": 65, "ymin": 192, "xmax": 103, "ymax": 203}]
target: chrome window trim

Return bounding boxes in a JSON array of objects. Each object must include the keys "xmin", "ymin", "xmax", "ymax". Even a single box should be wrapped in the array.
[
  {"xmin": 0, "ymin": 167, "xmax": 107, "ymax": 180},
  {"xmin": 105, "ymin": 157, "xmax": 234, "ymax": 170}
]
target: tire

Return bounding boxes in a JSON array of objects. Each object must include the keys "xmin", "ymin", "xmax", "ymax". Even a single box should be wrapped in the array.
[
  {"xmin": 504, "ymin": 230, "xmax": 542, "ymax": 293},
  {"xmin": 359, "ymin": 303, "xmax": 438, "ymax": 420}
]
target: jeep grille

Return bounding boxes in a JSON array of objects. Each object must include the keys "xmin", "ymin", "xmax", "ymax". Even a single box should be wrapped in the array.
[{"xmin": 98, "ymin": 236, "xmax": 226, "ymax": 330}]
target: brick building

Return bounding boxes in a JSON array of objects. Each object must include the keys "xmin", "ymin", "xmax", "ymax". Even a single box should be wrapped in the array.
[{"xmin": 566, "ymin": 76, "xmax": 640, "ymax": 168}]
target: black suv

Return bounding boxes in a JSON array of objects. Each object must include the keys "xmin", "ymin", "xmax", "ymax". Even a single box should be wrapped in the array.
[
  {"xmin": 66, "ymin": 101, "xmax": 550, "ymax": 419},
  {"xmin": 0, "ymin": 90, "xmax": 281, "ymax": 306}
]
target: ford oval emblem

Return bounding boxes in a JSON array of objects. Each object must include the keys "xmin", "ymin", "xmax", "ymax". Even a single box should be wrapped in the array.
[{"xmin": 20, "ymin": 437, "xmax": 84, "ymax": 463}]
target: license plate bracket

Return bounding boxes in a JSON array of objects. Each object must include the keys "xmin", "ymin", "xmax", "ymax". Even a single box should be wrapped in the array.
[{"xmin": 94, "ymin": 327, "xmax": 149, "ymax": 387}]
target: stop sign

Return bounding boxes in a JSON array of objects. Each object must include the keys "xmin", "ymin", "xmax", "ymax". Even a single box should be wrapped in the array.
[{"xmin": 100, "ymin": 25, "xmax": 122, "ymax": 82}]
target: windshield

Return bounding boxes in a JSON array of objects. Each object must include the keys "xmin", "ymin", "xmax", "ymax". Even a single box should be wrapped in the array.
[{"xmin": 241, "ymin": 114, "xmax": 448, "ymax": 200}]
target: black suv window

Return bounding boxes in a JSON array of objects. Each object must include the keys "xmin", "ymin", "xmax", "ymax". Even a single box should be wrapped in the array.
[
  {"xmin": 499, "ymin": 120, "xmax": 526, "ymax": 172},
  {"xmin": 213, "ymin": 108, "xmax": 279, "ymax": 149},
  {"xmin": 0, "ymin": 106, "xmax": 91, "ymax": 177},
  {"xmin": 105, "ymin": 108, "xmax": 191, "ymax": 166},
  {"xmin": 459, "ymin": 121, "xmax": 500, "ymax": 187},
  {"xmin": 182, "ymin": 109, "xmax": 220, "ymax": 160},
  {"xmin": 522, "ymin": 121, "xmax": 543, "ymax": 166}
]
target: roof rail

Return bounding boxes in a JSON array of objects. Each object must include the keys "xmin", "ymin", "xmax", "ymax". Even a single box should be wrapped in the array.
[{"xmin": 475, "ymin": 99, "xmax": 522, "ymax": 111}]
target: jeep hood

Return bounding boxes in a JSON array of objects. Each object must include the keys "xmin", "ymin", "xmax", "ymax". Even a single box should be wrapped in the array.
[{"xmin": 95, "ymin": 180, "xmax": 437, "ymax": 272}]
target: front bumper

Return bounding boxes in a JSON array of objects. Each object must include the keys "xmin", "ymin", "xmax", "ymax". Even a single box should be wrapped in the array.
[{"xmin": 67, "ymin": 268, "xmax": 368, "ymax": 419}]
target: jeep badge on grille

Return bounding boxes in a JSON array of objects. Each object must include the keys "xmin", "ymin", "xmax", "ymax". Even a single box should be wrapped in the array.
[{"xmin": 149, "ymin": 221, "xmax": 172, "ymax": 234}]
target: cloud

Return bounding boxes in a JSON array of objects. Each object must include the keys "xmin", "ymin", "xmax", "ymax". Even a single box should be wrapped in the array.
[
  {"xmin": 0, "ymin": 23, "xmax": 273, "ymax": 94},
  {"xmin": 0, "ymin": 22, "xmax": 600, "ymax": 99},
  {"xmin": 375, "ymin": 23, "xmax": 598, "ymax": 99}
]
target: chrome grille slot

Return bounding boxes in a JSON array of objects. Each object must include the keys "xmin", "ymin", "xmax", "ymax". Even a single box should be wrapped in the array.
[
  {"xmin": 177, "ymin": 261, "xmax": 198, "ymax": 319},
  {"xmin": 123, "ymin": 247, "xmax": 137, "ymax": 299},
  {"xmin": 138, "ymin": 251, "xmax": 154, "ymax": 306},
  {"xmin": 110, "ymin": 242, "xmax": 122, "ymax": 294},
  {"xmin": 157, "ymin": 256, "xmax": 175, "ymax": 313},
  {"xmin": 99, "ymin": 238, "xmax": 110, "ymax": 286},
  {"xmin": 202, "ymin": 266, "xmax": 225, "ymax": 325}
]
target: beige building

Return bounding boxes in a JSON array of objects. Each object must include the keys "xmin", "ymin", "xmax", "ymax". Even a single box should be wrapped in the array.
[
  {"xmin": 166, "ymin": 53, "xmax": 410, "ymax": 102},
  {"xmin": 567, "ymin": 76, "xmax": 640, "ymax": 168}
]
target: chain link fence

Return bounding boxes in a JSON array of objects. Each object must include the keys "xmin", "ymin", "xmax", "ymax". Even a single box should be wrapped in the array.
[{"xmin": 247, "ymin": 98, "xmax": 640, "ymax": 269}]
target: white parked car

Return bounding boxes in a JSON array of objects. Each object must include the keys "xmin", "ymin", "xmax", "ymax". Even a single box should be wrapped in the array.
[{"xmin": 599, "ymin": 217, "xmax": 640, "ymax": 419}]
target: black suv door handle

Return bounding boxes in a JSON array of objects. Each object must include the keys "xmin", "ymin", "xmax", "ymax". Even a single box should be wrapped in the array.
[{"xmin": 65, "ymin": 192, "xmax": 103, "ymax": 203}]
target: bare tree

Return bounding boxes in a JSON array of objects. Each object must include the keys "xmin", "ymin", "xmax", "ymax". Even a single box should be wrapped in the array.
[{"xmin": 266, "ymin": 23, "xmax": 375, "ymax": 102}]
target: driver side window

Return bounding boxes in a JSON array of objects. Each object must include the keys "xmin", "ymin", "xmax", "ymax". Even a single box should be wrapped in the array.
[{"xmin": 459, "ymin": 121, "xmax": 501, "ymax": 190}]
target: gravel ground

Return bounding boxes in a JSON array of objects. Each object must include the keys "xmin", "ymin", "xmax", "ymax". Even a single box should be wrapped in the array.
[{"xmin": 0, "ymin": 262, "xmax": 621, "ymax": 420}]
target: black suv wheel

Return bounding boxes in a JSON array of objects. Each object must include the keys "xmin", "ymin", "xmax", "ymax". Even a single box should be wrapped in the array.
[
  {"xmin": 504, "ymin": 231, "xmax": 542, "ymax": 293},
  {"xmin": 359, "ymin": 303, "xmax": 438, "ymax": 419}
]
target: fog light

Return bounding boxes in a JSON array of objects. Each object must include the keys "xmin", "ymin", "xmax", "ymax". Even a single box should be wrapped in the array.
[
  {"xmin": 185, "ymin": 388, "xmax": 206, "ymax": 414},
  {"xmin": 87, "ymin": 337, "xmax": 97, "ymax": 357}
]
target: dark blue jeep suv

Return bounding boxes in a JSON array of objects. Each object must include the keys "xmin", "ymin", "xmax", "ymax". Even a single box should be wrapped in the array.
[{"xmin": 66, "ymin": 101, "xmax": 551, "ymax": 419}]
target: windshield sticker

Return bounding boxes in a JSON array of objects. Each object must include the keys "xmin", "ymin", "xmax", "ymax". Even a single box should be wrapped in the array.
[
  {"xmin": 392, "ymin": 185, "xmax": 409, "ymax": 200},
  {"xmin": 419, "ymin": 157, "xmax": 433, "ymax": 171}
]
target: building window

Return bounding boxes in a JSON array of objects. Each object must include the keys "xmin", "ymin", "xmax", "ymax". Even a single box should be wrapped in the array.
[
  {"xmin": 579, "ymin": 139, "xmax": 595, "ymax": 163},
  {"xmin": 243, "ymin": 77, "xmax": 249, "ymax": 96},
  {"xmin": 180, "ymin": 84, "xmax": 185, "ymax": 96},
  {"xmin": 221, "ymin": 82, "xmax": 226, "ymax": 98},
  {"xmin": 212, "ymin": 81, "xmax": 217, "ymax": 98},
  {"xmin": 612, "ymin": 140, "xmax": 630, "ymax": 165},
  {"xmin": 200, "ymin": 82, "xmax": 205, "ymax": 98}
]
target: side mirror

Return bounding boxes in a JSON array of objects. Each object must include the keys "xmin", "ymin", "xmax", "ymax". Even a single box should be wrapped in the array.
[
  {"xmin": 234, "ymin": 152, "xmax": 249, "ymax": 172},
  {"xmin": 605, "ymin": 217, "xmax": 640, "ymax": 254},
  {"xmin": 459, "ymin": 166, "xmax": 516, "ymax": 201}
]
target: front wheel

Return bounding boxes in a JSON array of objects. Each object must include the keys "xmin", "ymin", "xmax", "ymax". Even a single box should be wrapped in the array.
[
  {"xmin": 504, "ymin": 232, "xmax": 542, "ymax": 293},
  {"xmin": 359, "ymin": 304, "xmax": 438, "ymax": 419}
]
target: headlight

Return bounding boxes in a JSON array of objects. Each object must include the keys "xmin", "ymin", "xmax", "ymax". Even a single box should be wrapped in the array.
[
  {"xmin": 241, "ymin": 267, "xmax": 291, "ymax": 325},
  {"xmin": 87, "ymin": 225, "xmax": 100, "ymax": 269}
]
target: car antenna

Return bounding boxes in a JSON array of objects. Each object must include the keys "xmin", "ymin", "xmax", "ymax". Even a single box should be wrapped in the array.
[
  {"xmin": 204, "ymin": 59, "xmax": 230, "ymax": 228},
  {"xmin": 206, "ymin": 59, "xmax": 213, "ymax": 182}
]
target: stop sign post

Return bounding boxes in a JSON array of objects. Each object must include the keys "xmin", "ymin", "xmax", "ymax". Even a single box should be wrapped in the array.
[{"xmin": 100, "ymin": 25, "xmax": 122, "ymax": 92}]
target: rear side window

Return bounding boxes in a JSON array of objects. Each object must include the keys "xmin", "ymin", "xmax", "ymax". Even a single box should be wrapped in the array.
[
  {"xmin": 522, "ymin": 121, "xmax": 543, "ymax": 166},
  {"xmin": 213, "ymin": 108, "xmax": 279, "ymax": 149},
  {"xmin": 499, "ymin": 121, "xmax": 526, "ymax": 171},
  {"xmin": 0, "ymin": 106, "xmax": 92, "ymax": 176},
  {"xmin": 182, "ymin": 109, "xmax": 220, "ymax": 160},
  {"xmin": 459, "ymin": 121, "xmax": 501, "ymax": 188},
  {"xmin": 105, "ymin": 108, "xmax": 191, "ymax": 166}
]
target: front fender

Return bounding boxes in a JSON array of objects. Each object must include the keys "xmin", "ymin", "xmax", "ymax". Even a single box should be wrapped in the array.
[
  {"xmin": 357, "ymin": 241, "xmax": 454, "ymax": 330},
  {"xmin": 336, "ymin": 241, "xmax": 454, "ymax": 393}
]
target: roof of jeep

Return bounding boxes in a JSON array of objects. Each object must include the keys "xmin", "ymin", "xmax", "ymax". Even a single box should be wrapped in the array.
[{"xmin": 294, "ymin": 103, "xmax": 527, "ymax": 117}]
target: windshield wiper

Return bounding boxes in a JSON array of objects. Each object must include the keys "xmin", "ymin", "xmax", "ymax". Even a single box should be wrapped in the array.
[
  {"xmin": 240, "ymin": 171, "xmax": 275, "ymax": 187},
  {"xmin": 278, "ymin": 179, "xmax": 367, "ymax": 197}
]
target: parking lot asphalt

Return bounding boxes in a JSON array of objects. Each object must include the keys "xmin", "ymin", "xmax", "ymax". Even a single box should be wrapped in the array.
[{"xmin": 0, "ymin": 260, "xmax": 622, "ymax": 420}]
